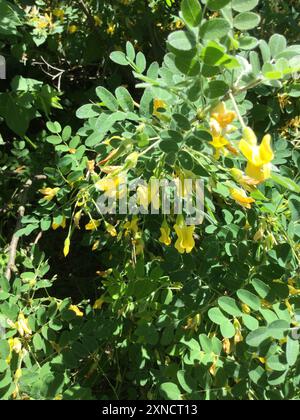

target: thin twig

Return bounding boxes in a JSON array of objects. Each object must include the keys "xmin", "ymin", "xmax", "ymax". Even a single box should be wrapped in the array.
[{"xmin": 77, "ymin": 0, "xmax": 96, "ymax": 29}]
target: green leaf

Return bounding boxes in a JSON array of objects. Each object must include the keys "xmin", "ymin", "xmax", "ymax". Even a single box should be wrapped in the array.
[
  {"xmin": 246, "ymin": 327, "xmax": 269, "ymax": 347},
  {"xmin": 115, "ymin": 87, "xmax": 134, "ymax": 112},
  {"xmin": 46, "ymin": 121, "xmax": 62, "ymax": 134},
  {"xmin": 160, "ymin": 382, "xmax": 182, "ymax": 400},
  {"xmin": 242, "ymin": 314, "xmax": 259, "ymax": 331},
  {"xmin": 200, "ymin": 19, "xmax": 231, "ymax": 41},
  {"xmin": 201, "ymin": 41, "xmax": 225, "ymax": 65},
  {"xmin": 237, "ymin": 289, "xmax": 261, "ymax": 311},
  {"xmin": 33, "ymin": 333, "xmax": 45, "ymax": 352},
  {"xmin": 239, "ymin": 36, "xmax": 259, "ymax": 50},
  {"xmin": 178, "ymin": 150, "xmax": 194, "ymax": 170},
  {"xmin": 268, "ymin": 320, "xmax": 289, "ymax": 340},
  {"xmin": 218, "ymin": 297, "xmax": 242, "ymax": 317},
  {"xmin": 161, "ymin": 130, "xmax": 184, "ymax": 143},
  {"xmin": 286, "ymin": 335, "xmax": 299, "ymax": 367},
  {"xmin": 177, "ymin": 370, "xmax": 196, "ymax": 393},
  {"xmin": 46, "ymin": 135, "xmax": 62, "ymax": 145},
  {"xmin": 181, "ymin": 0, "xmax": 202, "ymax": 27},
  {"xmin": 206, "ymin": 80, "xmax": 229, "ymax": 98},
  {"xmin": 76, "ymin": 104, "xmax": 101, "ymax": 119},
  {"xmin": 207, "ymin": 0, "xmax": 231, "ymax": 11},
  {"xmin": 109, "ymin": 51, "xmax": 128, "ymax": 66},
  {"xmin": 136, "ymin": 52, "xmax": 147, "ymax": 73},
  {"xmin": 220, "ymin": 320, "xmax": 236, "ymax": 339},
  {"xmin": 271, "ymin": 173, "xmax": 300, "ymax": 193},
  {"xmin": 208, "ymin": 307, "xmax": 228, "ymax": 325},
  {"xmin": 62, "ymin": 126, "xmax": 72, "ymax": 142},
  {"xmin": 96, "ymin": 87, "xmax": 119, "ymax": 112},
  {"xmin": 126, "ymin": 41, "xmax": 135, "ymax": 61},
  {"xmin": 232, "ymin": 0, "xmax": 259, "ymax": 12},
  {"xmin": 168, "ymin": 30, "xmax": 196, "ymax": 52},
  {"xmin": 251, "ymin": 279, "xmax": 271, "ymax": 299},
  {"xmin": 269, "ymin": 34, "xmax": 287, "ymax": 58},
  {"xmin": 175, "ymin": 54, "xmax": 200, "ymax": 76},
  {"xmin": 234, "ymin": 12, "xmax": 261, "ymax": 30}
]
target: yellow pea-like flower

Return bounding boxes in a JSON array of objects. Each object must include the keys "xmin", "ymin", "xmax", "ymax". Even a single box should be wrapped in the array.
[
  {"xmin": 63, "ymin": 237, "xmax": 71, "ymax": 257},
  {"xmin": 239, "ymin": 128, "xmax": 274, "ymax": 183},
  {"xmin": 16, "ymin": 313, "xmax": 32, "ymax": 337},
  {"xmin": 93, "ymin": 296, "xmax": 105, "ymax": 310},
  {"xmin": 124, "ymin": 216, "xmax": 139, "ymax": 237},
  {"xmin": 52, "ymin": 216, "xmax": 66, "ymax": 230},
  {"xmin": 159, "ymin": 220, "xmax": 171, "ymax": 246},
  {"xmin": 39, "ymin": 187, "xmax": 59, "ymax": 201},
  {"xmin": 68, "ymin": 25, "xmax": 78, "ymax": 34},
  {"xmin": 105, "ymin": 222, "xmax": 117, "ymax": 237},
  {"xmin": 85, "ymin": 219, "xmax": 101, "ymax": 231},
  {"xmin": 211, "ymin": 102, "xmax": 237, "ymax": 129},
  {"xmin": 230, "ymin": 188, "xmax": 255, "ymax": 209},
  {"xmin": 69, "ymin": 305, "xmax": 84, "ymax": 317},
  {"xmin": 174, "ymin": 217, "xmax": 195, "ymax": 254}
]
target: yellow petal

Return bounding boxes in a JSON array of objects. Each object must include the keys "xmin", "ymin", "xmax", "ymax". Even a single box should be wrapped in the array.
[
  {"xmin": 85, "ymin": 219, "xmax": 101, "ymax": 231},
  {"xmin": 63, "ymin": 238, "xmax": 71, "ymax": 257},
  {"xmin": 259, "ymin": 134, "xmax": 274, "ymax": 164},
  {"xmin": 242, "ymin": 127, "xmax": 257, "ymax": 146},
  {"xmin": 230, "ymin": 188, "xmax": 255, "ymax": 209},
  {"xmin": 105, "ymin": 223, "xmax": 117, "ymax": 237},
  {"xmin": 245, "ymin": 162, "xmax": 272, "ymax": 183},
  {"xmin": 159, "ymin": 221, "xmax": 171, "ymax": 246},
  {"xmin": 69, "ymin": 305, "xmax": 84, "ymax": 317}
]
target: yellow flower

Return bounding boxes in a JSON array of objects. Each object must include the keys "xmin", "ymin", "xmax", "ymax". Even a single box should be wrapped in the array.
[
  {"xmin": 105, "ymin": 222, "xmax": 117, "ymax": 237},
  {"xmin": 11, "ymin": 338, "xmax": 22, "ymax": 354},
  {"xmin": 68, "ymin": 25, "xmax": 78, "ymax": 34},
  {"xmin": 53, "ymin": 9, "xmax": 64, "ymax": 20},
  {"xmin": 174, "ymin": 217, "xmax": 195, "ymax": 254},
  {"xmin": 74, "ymin": 210, "xmax": 82, "ymax": 229},
  {"xmin": 6, "ymin": 338, "xmax": 22, "ymax": 364},
  {"xmin": 223, "ymin": 338, "xmax": 231, "ymax": 355},
  {"xmin": 241, "ymin": 303, "xmax": 251, "ymax": 314},
  {"xmin": 209, "ymin": 119, "xmax": 231, "ymax": 159},
  {"xmin": 94, "ymin": 15, "xmax": 102, "ymax": 27},
  {"xmin": 159, "ymin": 220, "xmax": 171, "ymax": 246},
  {"xmin": 107, "ymin": 23, "xmax": 116, "ymax": 35},
  {"xmin": 211, "ymin": 102, "xmax": 236, "ymax": 129},
  {"xmin": 37, "ymin": 13, "xmax": 53, "ymax": 29},
  {"xmin": 96, "ymin": 175, "xmax": 126, "ymax": 199},
  {"xmin": 39, "ymin": 187, "xmax": 59, "ymax": 201},
  {"xmin": 124, "ymin": 216, "xmax": 139, "ymax": 237},
  {"xmin": 63, "ymin": 237, "xmax": 71, "ymax": 257},
  {"xmin": 92, "ymin": 240, "xmax": 100, "ymax": 251},
  {"xmin": 85, "ymin": 219, "xmax": 101, "ymax": 231},
  {"xmin": 239, "ymin": 128, "xmax": 274, "ymax": 183},
  {"xmin": 230, "ymin": 188, "xmax": 255, "ymax": 209},
  {"xmin": 69, "ymin": 305, "xmax": 84, "ymax": 317},
  {"xmin": 52, "ymin": 216, "xmax": 66, "ymax": 230},
  {"xmin": 230, "ymin": 168, "xmax": 260, "ymax": 191},
  {"xmin": 93, "ymin": 296, "xmax": 105, "ymax": 310},
  {"xmin": 137, "ymin": 185, "xmax": 149, "ymax": 209},
  {"xmin": 16, "ymin": 313, "xmax": 32, "ymax": 337}
]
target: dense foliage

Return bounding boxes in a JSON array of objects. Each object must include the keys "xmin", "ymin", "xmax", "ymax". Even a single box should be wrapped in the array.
[{"xmin": 0, "ymin": 0, "xmax": 300, "ymax": 400}]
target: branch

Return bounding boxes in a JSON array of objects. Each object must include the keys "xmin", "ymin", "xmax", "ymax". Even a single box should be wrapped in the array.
[{"xmin": 77, "ymin": 0, "xmax": 96, "ymax": 29}]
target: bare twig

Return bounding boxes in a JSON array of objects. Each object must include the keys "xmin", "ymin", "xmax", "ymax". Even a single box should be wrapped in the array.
[
  {"xmin": 77, "ymin": 0, "xmax": 96, "ymax": 29},
  {"xmin": 33, "ymin": 231, "xmax": 43, "ymax": 245}
]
